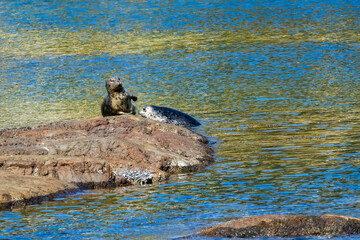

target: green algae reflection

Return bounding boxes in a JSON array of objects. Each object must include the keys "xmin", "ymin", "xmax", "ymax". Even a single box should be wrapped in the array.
[{"xmin": 1, "ymin": 26, "xmax": 360, "ymax": 58}]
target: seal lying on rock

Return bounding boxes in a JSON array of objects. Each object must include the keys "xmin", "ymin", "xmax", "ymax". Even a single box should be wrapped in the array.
[
  {"xmin": 139, "ymin": 105, "xmax": 201, "ymax": 127},
  {"xmin": 101, "ymin": 76, "xmax": 137, "ymax": 117}
]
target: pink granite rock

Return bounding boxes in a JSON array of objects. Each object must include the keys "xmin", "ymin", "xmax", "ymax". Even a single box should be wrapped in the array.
[{"xmin": 0, "ymin": 115, "xmax": 213, "ymax": 210}]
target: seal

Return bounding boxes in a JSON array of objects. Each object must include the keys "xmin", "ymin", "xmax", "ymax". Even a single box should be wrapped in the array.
[
  {"xmin": 101, "ymin": 76, "xmax": 137, "ymax": 117},
  {"xmin": 139, "ymin": 105, "xmax": 201, "ymax": 127}
]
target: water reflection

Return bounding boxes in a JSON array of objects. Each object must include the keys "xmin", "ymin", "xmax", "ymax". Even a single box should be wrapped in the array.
[{"xmin": 1, "ymin": 0, "xmax": 360, "ymax": 239}]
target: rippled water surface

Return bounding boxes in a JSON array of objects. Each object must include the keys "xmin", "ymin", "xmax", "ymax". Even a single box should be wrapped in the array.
[{"xmin": 1, "ymin": 0, "xmax": 360, "ymax": 239}]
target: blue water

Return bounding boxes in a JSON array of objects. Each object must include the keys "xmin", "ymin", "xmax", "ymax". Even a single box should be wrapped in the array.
[{"xmin": 1, "ymin": 0, "xmax": 360, "ymax": 239}]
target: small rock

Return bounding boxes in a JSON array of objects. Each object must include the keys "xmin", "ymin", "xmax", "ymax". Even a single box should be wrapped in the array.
[{"xmin": 195, "ymin": 214, "xmax": 360, "ymax": 238}]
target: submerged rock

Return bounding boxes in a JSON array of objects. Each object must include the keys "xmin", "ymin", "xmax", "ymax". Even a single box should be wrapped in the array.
[
  {"xmin": 195, "ymin": 214, "xmax": 360, "ymax": 238},
  {"xmin": 0, "ymin": 115, "xmax": 213, "ymax": 210}
]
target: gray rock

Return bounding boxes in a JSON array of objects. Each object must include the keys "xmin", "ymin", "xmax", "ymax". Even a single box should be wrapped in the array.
[{"xmin": 195, "ymin": 214, "xmax": 360, "ymax": 238}]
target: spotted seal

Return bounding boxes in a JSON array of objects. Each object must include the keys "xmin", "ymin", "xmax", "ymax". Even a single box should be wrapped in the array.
[
  {"xmin": 139, "ymin": 105, "xmax": 201, "ymax": 127},
  {"xmin": 101, "ymin": 76, "xmax": 137, "ymax": 117}
]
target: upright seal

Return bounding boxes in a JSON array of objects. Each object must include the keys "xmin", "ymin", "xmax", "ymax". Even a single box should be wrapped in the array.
[
  {"xmin": 101, "ymin": 76, "xmax": 137, "ymax": 117},
  {"xmin": 139, "ymin": 105, "xmax": 201, "ymax": 128}
]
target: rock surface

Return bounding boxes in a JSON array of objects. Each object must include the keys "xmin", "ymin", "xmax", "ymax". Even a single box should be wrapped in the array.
[
  {"xmin": 195, "ymin": 214, "xmax": 360, "ymax": 238},
  {"xmin": 0, "ymin": 170, "xmax": 78, "ymax": 210},
  {"xmin": 0, "ymin": 115, "xmax": 213, "ymax": 210}
]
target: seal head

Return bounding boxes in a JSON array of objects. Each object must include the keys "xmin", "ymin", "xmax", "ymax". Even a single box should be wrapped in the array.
[
  {"xmin": 106, "ymin": 76, "xmax": 124, "ymax": 93},
  {"xmin": 139, "ymin": 105, "xmax": 201, "ymax": 128}
]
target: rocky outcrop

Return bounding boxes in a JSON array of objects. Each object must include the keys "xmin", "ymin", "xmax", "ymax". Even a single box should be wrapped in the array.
[
  {"xmin": 195, "ymin": 214, "xmax": 360, "ymax": 238},
  {"xmin": 0, "ymin": 115, "xmax": 213, "ymax": 210}
]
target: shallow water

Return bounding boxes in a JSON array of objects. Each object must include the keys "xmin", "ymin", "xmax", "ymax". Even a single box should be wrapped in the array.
[{"xmin": 1, "ymin": 0, "xmax": 360, "ymax": 239}]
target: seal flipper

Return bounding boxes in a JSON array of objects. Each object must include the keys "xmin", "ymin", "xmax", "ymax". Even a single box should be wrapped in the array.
[{"xmin": 129, "ymin": 94, "xmax": 137, "ymax": 101}]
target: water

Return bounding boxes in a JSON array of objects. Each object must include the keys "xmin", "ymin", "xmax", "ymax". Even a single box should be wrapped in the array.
[{"xmin": 1, "ymin": 0, "xmax": 360, "ymax": 239}]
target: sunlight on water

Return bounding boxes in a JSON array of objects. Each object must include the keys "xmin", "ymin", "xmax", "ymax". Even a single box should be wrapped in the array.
[
  {"xmin": 1, "ymin": 0, "xmax": 360, "ymax": 239},
  {"xmin": 0, "ymin": 26, "xmax": 359, "ymax": 58}
]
